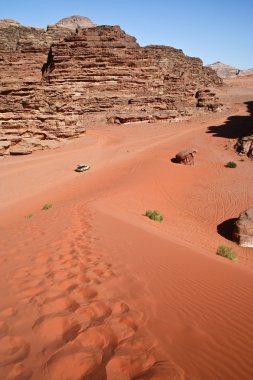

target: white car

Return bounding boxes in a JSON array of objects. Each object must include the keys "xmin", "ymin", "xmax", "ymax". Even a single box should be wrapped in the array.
[{"xmin": 75, "ymin": 163, "xmax": 90, "ymax": 172}]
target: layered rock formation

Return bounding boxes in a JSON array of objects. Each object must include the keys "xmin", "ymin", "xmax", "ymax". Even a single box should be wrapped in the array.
[
  {"xmin": 233, "ymin": 208, "xmax": 253, "ymax": 247},
  {"xmin": 235, "ymin": 136, "xmax": 253, "ymax": 159},
  {"xmin": 207, "ymin": 61, "xmax": 253, "ymax": 78},
  {"xmin": 0, "ymin": 21, "xmax": 222, "ymax": 155},
  {"xmin": 0, "ymin": 16, "xmax": 95, "ymax": 84},
  {"xmin": 0, "ymin": 16, "xmax": 95, "ymax": 154}
]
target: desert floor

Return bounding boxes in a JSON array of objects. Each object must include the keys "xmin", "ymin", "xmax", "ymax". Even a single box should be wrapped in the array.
[{"xmin": 0, "ymin": 77, "xmax": 253, "ymax": 380}]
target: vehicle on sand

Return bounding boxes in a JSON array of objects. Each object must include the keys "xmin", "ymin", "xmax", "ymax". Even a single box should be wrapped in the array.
[{"xmin": 75, "ymin": 163, "xmax": 90, "ymax": 172}]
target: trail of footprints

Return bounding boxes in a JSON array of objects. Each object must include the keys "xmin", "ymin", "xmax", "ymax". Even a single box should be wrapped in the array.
[{"xmin": 0, "ymin": 222, "xmax": 169, "ymax": 379}]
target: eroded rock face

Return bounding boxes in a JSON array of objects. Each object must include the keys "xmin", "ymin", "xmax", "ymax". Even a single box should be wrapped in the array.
[
  {"xmin": 233, "ymin": 208, "xmax": 253, "ymax": 247},
  {"xmin": 234, "ymin": 136, "xmax": 253, "ymax": 159},
  {"xmin": 0, "ymin": 16, "xmax": 95, "ymax": 84},
  {"xmin": 42, "ymin": 26, "xmax": 221, "ymax": 120},
  {"xmin": 0, "ymin": 22, "xmax": 222, "ymax": 155},
  {"xmin": 0, "ymin": 17, "xmax": 92, "ymax": 154},
  {"xmin": 196, "ymin": 89, "xmax": 221, "ymax": 111}
]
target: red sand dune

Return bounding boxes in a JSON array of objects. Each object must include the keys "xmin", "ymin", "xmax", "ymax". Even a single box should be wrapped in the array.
[{"xmin": 0, "ymin": 78, "xmax": 253, "ymax": 379}]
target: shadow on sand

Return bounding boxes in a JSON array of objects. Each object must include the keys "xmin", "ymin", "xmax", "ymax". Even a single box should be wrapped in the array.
[
  {"xmin": 207, "ymin": 101, "xmax": 253, "ymax": 139},
  {"xmin": 170, "ymin": 158, "xmax": 180, "ymax": 164},
  {"xmin": 217, "ymin": 218, "xmax": 237, "ymax": 242}
]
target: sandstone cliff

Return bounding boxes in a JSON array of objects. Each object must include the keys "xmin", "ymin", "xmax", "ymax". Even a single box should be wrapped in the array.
[
  {"xmin": 0, "ymin": 16, "xmax": 95, "ymax": 84},
  {"xmin": 0, "ymin": 21, "xmax": 222, "ymax": 155}
]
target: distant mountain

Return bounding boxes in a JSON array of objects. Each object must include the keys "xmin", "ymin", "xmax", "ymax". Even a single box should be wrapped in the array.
[{"xmin": 207, "ymin": 61, "xmax": 253, "ymax": 78}]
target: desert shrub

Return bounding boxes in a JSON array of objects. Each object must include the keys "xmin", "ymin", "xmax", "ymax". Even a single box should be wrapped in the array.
[
  {"xmin": 42, "ymin": 203, "xmax": 53, "ymax": 210},
  {"xmin": 216, "ymin": 245, "xmax": 237, "ymax": 261},
  {"xmin": 145, "ymin": 209, "xmax": 164, "ymax": 222},
  {"xmin": 25, "ymin": 213, "xmax": 33, "ymax": 219},
  {"xmin": 225, "ymin": 161, "xmax": 237, "ymax": 168}
]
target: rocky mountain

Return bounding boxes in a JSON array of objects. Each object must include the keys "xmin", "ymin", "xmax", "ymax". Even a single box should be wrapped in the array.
[
  {"xmin": 0, "ymin": 19, "xmax": 222, "ymax": 155},
  {"xmin": 207, "ymin": 61, "xmax": 253, "ymax": 78}
]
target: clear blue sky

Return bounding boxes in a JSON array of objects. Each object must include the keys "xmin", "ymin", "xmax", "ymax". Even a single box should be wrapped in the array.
[{"xmin": 1, "ymin": 0, "xmax": 252, "ymax": 69}]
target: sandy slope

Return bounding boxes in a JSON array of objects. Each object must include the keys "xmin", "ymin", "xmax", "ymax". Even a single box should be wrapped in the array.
[{"xmin": 0, "ymin": 78, "xmax": 253, "ymax": 379}]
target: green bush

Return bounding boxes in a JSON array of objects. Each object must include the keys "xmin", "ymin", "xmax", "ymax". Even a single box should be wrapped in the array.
[
  {"xmin": 25, "ymin": 213, "xmax": 33, "ymax": 219},
  {"xmin": 216, "ymin": 245, "xmax": 237, "ymax": 261},
  {"xmin": 225, "ymin": 161, "xmax": 237, "ymax": 168},
  {"xmin": 42, "ymin": 203, "xmax": 53, "ymax": 210},
  {"xmin": 145, "ymin": 209, "xmax": 164, "ymax": 222}
]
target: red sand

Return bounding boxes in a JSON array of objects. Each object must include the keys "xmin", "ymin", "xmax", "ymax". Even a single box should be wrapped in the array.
[{"xmin": 0, "ymin": 78, "xmax": 253, "ymax": 379}]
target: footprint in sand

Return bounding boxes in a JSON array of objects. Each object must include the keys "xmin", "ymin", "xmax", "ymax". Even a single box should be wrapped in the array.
[
  {"xmin": 12, "ymin": 278, "xmax": 44, "ymax": 293},
  {"xmin": 0, "ymin": 335, "xmax": 30, "ymax": 367},
  {"xmin": 75, "ymin": 325, "xmax": 117, "ymax": 356},
  {"xmin": 33, "ymin": 314, "xmax": 81, "ymax": 351},
  {"xmin": 75, "ymin": 274, "xmax": 91, "ymax": 284},
  {"xmin": 45, "ymin": 345, "xmax": 103, "ymax": 380},
  {"xmin": 111, "ymin": 301, "xmax": 130, "ymax": 315},
  {"xmin": 56, "ymin": 280, "xmax": 78, "ymax": 292},
  {"xmin": 5, "ymin": 363, "xmax": 32, "ymax": 380},
  {"xmin": 0, "ymin": 320, "xmax": 9, "ymax": 338},
  {"xmin": 57, "ymin": 258, "xmax": 79, "ymax": 270},
  {"xmin": 108, "ymin": 319, "xmax": 136, "ymax": 343},
  {"xmin": 106, "ymin": 346, "xmax": 155, "ymax": 380},
  {"xmin": 50, "ymin": 269, "xmax": 76, "ymax": 282},
  {"xmin": 70, "ymin": 286, "xmax": 98, "ymax": 304},
  {"xmin": 0, "ymin": 307, "xmax": 17, "ymax": 318},
  {"xmin": 32, "ymin": 314, "xmax": 81, "ymax": 345},
  {"xmin": 10, "ymin": 269, "xmax": 30, "ymax": 281},
  {"xmin": 75, "ymin": 300, "xmax": 111, "ymax": 323},
  {"xmin": 19, "ymin": 286, "xmax": 45, "ymax": 302},
  {"xmin": 41, "ymin": 296, "xmax": 79, "ymax": 315},
  {"xmin": 38, "ymin": 288, "xmax": 65, "ymax": 303}
]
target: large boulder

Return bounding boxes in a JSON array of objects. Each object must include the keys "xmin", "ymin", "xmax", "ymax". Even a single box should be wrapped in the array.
[
  {"xmin": 233, "ymin": 208, "xmax": 253, "ymax": 247},
  {"xmin": 234, "ymin": 136, "xmax": 253, "ymax": 159}
]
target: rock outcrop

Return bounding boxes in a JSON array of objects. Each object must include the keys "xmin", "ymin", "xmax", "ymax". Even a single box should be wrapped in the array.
[
  {"xmin": 233, "ymin": 208, "xmax": 253, "ymax": 247},
  {"xmin": 55, "ymin": 15, "xmax": 95, "ymax": 30},
  {"xmin": 234, "ymin": 136, "xmax": 253, "ymax": 159},
  {"xmin": 175, "ymin": 148, "xmax": 197, "ymax": 165},
  {"xmin": 207, "ymin": 61, "xmax": 253, "ymax": 78},
  {"xmin": 0, "ymin": 22, "xmax": 222, "ymax": 155},
  {"xmin": 196, "ymin": 89, "xmax": 220, "ymax": 111}
]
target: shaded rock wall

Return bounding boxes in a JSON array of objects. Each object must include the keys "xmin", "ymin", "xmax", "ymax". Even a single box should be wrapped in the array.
[{"xmin": 0, "ymin": 23, "xmax": 222, "ymax": 155}]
